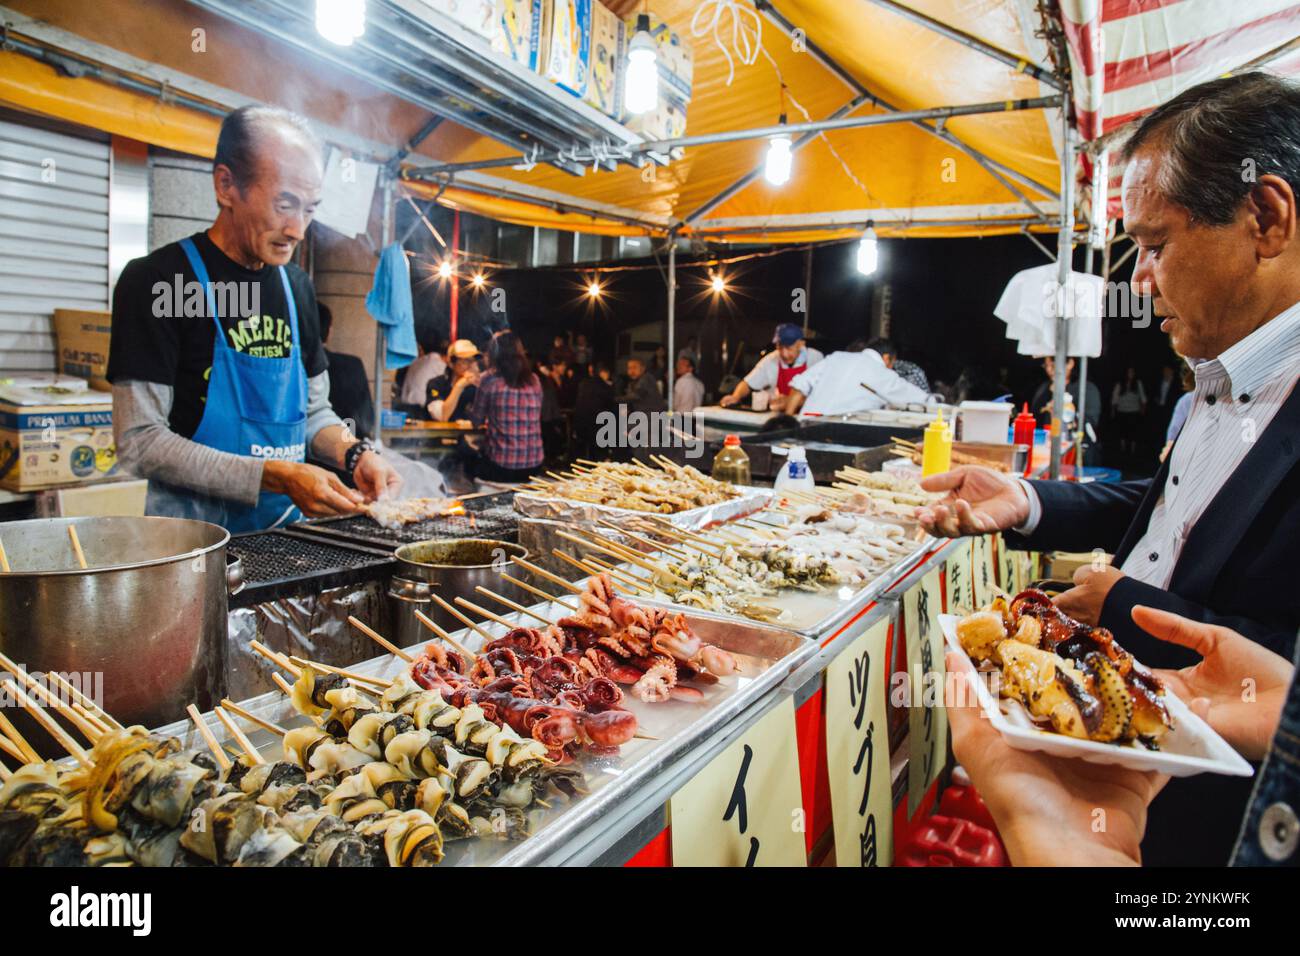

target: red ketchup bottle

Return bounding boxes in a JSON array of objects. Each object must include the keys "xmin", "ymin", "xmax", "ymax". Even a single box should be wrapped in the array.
[{"xmin": 1013, "ymin": 403, "xmax": 1036, "ymax": 477}]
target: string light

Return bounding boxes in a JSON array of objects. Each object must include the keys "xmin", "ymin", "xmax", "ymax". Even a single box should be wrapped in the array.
[
  {"xmin": 437, "ymin": 260, "xmax": 453, "ymax": 279},
  {"xmin": 470, "ymin": 272, "xmax": 486, "ymax": 288},
  {"xmin": 710, "ymin": 273, "xmax": 727, "ymax": 294},
  {"xmin": 624, "ymin": 14, "xmax": 659, "ymax": 115},
  {"xmin": 856, "ymin": 226, "xmax": 879, "ymax": 276},
  {"xmin": 586, "ymin": 280, "xmax": 603, "ymax": 298},
  {"xmin": 315, "ymin": 0, "xmax": 366, "ymax": 46}
]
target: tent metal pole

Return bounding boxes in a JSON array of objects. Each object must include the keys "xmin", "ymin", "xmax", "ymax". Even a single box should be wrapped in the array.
[
  {"xmin": 862, "ymin": 0, "xmax": 1063, "ymax": 89},
  {"xmin": 755, "ymin": 1, "xmax": 1058, "ymax": 201},
  {"xmin": 412, "ymin": 96, "xmax": 1064, "ymax": 175},
  {"xmin": 1050, "ymin": 122, "xmax": 1075, "ymax": 480},
  {"xmin": 667, "ymin": 235, "xmax": 678, "ymax": 414},
  {"xmin": 375, "ymin": 174, "xmax": 394, "ymax": 441}
]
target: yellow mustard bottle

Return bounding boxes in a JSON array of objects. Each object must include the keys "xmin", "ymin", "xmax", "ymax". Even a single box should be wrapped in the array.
[{"xmin": 921, "ymin": 409, "xmax": 953, "ymax": 477}]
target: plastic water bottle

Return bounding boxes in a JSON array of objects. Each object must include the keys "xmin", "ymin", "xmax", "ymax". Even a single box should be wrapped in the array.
[{"xmin": 773, "ymin": 446, "xmax": 815, "ymax": 493}]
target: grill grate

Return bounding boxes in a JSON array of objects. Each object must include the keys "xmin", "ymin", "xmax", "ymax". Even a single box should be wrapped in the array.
[
  {"xmin": 226, "ymin": 531, "xmax": 395, "ymax": 607},
  {"xmin": 289, "ymin": 492, "xmax": 520, "ymax": 549}
]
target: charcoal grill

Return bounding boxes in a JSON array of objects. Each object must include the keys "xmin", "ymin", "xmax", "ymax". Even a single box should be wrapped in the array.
[
  {"xmin": 225, "ymin": 529, "xmax": 396, "ymax": 608},
  {"xmin": 290, "ymin": 490, "xmax": 519, "ymax": 550}
]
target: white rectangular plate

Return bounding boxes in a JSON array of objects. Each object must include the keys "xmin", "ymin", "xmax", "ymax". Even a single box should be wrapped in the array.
[{"xmin": 939, "ymin": 614, "xmax": 1253, "ymax": 778}]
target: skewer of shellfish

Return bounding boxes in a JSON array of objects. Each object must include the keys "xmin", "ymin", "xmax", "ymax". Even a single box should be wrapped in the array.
[
  {"xmin": 555, "ymin": 530, "xmax": 690, "ymax": 585},
  {"xmin": 594, "ymin": 519, "xmax": 690, "ymax": 560},
  {"xmin": 185, "ymin": 704, "xmax": 232, "ymax": 771},
  {"xmin": 44, "ymin": 669, "xmax": 122, "ymax": 732},
  {"xmin": 287, "ymin": 657, "xmax": 391, "ymax": 689},
  {"xmin": 267, "ymin": 672, "xmax": 322, "ymax": 728},
  {"xmin": 250, "ymin": 640, "xmax": 302, "ymax": 678},
  {"xmin": 0, "ymin": 651, "xmax": 103, "ymax": 743}
]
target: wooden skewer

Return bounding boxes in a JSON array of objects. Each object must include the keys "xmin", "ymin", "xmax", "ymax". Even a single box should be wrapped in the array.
[
  {"xmin": 219, "ymin": 698, "xmax": 287, "ymax": 737},
  {"xmin": 287, "ymin": 657, "xmax": 391, "ymax": 689},
  {"xmin": 0, "ymin": 706, "xmax": 42, "ymax": 764},
  {"xmin": 510, "ymin": 556, "xmax": 583, "ymax": 595},
  {"xmin": 594, "ymin": 519, "xmax": 689, "ymax": 560},
  {"xmin": 473, "ymin": 585, "xmax": 553, "ymax": 626},
  {"xmin": 0, "ymin": 535, "xmax": 9, "ymax": 573},
  {"xmin": 347, "ymin": 615, "xmax": 413, "ymax": 663},
  {"xmin": 43, "ymin": 670, "xmax": 123, "ymax": 731},
  {"xmin": 412, "ymin": 609, "xmax": 480, "ymax": 663},
  {"xmin": 556, "ymin": 531, "xmax": 689, "ymax": 585},
  {"xmin": 587, "ymin": 554, "xmax": 656, "ymax": 587},
  {"xmin": 426, "ymin": 592, "xmax": 495, "ymax": 645},
  {"xmin": 453, "ymin": 595, "xmax": 517, "ymax": 631},
  {"xmin": 0, "ymin": 734, "xmax": 27, "ymax": 765},
  {"xmin": 249, "ymin": 640, "xmax": 302, "ymax": 678},
  {"xmin": 186, "ymin": 703, "xmax": 232, "ymax": 771},
  {"xmin": 584, "ymin": 556, "xmax": 653, "ymax": 594},
  {"xmin": 213, "ymin": 706, "xmax": 265, "ymax": 765},
  {"xmin": 0, "ymin": 758, "xmax": 11, "ymax": 782},
  {"xmin": 500, "ymin": 572, "xmax": 577, "ymax": 611},
  {"xmin": 67, "ymin": 525, "xmax": 88, "ymax": 570},
  {"xmin": 551, "ymin": 549, "xmax": 639, "ymax": 591},
  {"xmin": 8, "ymin": 682, "xmax": 90, "ymax": 765},
  {"xmin": 0, "ymin": 651, "xmax": 101, "ymax": 743}
]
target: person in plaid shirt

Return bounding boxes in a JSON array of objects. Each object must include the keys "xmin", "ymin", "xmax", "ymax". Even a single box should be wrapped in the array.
[{"xmin": 470, "ymin": 330, "xmax": 545, "ymax": 482}]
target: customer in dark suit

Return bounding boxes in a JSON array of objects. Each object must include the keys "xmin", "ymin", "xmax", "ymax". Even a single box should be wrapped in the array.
[{"xmin": 916, "ymin": 72, "xmax": 1300, "ymax": 864}]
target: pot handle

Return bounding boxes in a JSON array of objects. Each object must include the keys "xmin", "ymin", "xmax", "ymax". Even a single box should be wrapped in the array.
[{"xmin": 226, "ymin": 556, "xmax": 246, "ymax": 596}]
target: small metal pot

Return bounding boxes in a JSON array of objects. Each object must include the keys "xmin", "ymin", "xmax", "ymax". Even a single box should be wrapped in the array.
[
  {"xmin": 0, "ymin": 516, "xmax": 232, "ymax": 736},
  {"xmin": 390, "ymin": 538, "xmax": 530, "ymax": 639}
]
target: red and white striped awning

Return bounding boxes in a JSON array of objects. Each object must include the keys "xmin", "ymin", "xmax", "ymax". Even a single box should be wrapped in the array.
[{"xmin": 1059, "ymin": 0, "xmax": 1300, "ymax": 220}]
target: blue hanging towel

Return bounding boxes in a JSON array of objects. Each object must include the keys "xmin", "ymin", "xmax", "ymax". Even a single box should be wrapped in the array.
[{"xmin": 366, "ymin": 241, "xmax": 418, "ymax": 369}]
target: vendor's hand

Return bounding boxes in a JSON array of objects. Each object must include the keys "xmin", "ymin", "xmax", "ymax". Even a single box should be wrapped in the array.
[
  {"xmin": 1135, "ymin": 606, "xmax": 1293, "ymax": 761},
  {"xmin": 263, "ymin": 460, "xmax": 365, "ymax": 517},
  {"xmin": 353, "ymin": 450, "xmax": 403, "ymax": 501},
  {"xmin": 719, "ymin": 394, "xmax": 738, "ymax": 408},
  {"xmin": 946, "ymin": 651, "xmax": 1163, "ymax": 866},
  {"xmin": 915, "ymin": 466, "xmax": 1030, "ymax": 537},
  {"xmin": 769, "ymin": 393, "xmax": 789, "ymax": 412},
  {"xmin": 1053, "ymin": 565, "xmax": 1124, "ymax": 627}
]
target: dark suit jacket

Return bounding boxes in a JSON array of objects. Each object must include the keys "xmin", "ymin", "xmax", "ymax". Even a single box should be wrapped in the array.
[{"xmin": 1007, "ymin": 379, "xmax": 1300, "ymax": 667}]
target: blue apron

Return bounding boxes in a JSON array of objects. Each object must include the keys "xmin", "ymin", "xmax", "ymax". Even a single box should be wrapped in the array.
[{"xmin": 145, "ymin": 238, "xmax": 307, "ymax": 533}]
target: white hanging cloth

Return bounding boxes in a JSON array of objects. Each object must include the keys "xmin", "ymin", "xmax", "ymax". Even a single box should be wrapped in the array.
[{"xmin": 993, "ymin": 262, "xmax": 1104, "ymax": 358}]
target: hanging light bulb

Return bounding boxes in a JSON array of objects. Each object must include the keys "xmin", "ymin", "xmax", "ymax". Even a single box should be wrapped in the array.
[
  {"xmin": 856, "ymin": 226, "xmax": 879, "ymax": 276},
  {"xmin": 624, "ymin": 14, "xmax": 658, "ymax": 115},
  {"xmin": 316, "ymin": 0, "xmax": 366, "ymax": 46},
  {"xmin": 764, "ymin": 114, "xmax": 792, "ymax": 186}
]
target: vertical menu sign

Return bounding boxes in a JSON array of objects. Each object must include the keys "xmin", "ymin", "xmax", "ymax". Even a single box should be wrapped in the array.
[
  {"xmin": 826, "ymin": 616, "xmax": 894, "ymax": 866},
  {"xmin": 903, "ymin": 568, "xmax": 948, "ymax": 817},
  {"xmin": 972, "ymin": 534, "xmax": 995, "ymax": 608},
  {"xmin": 996, "ymin": 533, "xmax": 1015, "ymax": 593},
  {"xmin": 669, "ymin": 696, "xmax": 807, "ymax": 867},
  {"xmin": 944, "ymin": 538, "xmax": 974, "ymax": 614}
]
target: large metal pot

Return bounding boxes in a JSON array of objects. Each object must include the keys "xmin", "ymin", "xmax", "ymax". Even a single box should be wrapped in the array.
[
  {"xmin": 0, "ymin": 516, "xmax": 231, "ymax": 735},
  {"xmin": 390, "ymin": 538, "xmax": 529, "ymax": 646}
]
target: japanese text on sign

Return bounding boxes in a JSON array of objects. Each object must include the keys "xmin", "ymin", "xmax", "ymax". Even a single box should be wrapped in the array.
[{"xmin": 903, "ymin": 568, "xmax": 949, "ymax": 817}]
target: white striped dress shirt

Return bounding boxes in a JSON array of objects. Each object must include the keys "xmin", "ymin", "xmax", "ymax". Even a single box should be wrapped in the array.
[{"xmin": 1121, "ymin": 301, "xmax": 1300, "ymax": 588}]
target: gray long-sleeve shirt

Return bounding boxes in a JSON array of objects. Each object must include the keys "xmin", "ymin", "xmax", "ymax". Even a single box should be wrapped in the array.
[{"xmin": 113, "ymin": 372, "xmax": 346, "ymax": 507}]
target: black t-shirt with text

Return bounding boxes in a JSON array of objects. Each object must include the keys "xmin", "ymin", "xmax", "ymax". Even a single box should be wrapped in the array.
[
  {"xmin": 107, "ymin": 231, "xmax": 327, "ymax": 438},
  {"xmin": 426, "ymin": 371, "xmax": 477, "ymax": 421}
]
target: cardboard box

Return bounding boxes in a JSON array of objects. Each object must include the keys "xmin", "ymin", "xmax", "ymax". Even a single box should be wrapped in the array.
[
  {"xmin": 584, "ymin": 1, "xmax": 624, "ymax": 116},
  {"xmin": 425, "ymin": 0, "xmax": 499, "ymax": 43},
  {"xmin": 542, "ymin": 0, "xmax": 591, "ymax": 97},
  {"xmin": 492, "ymin": 0, "xmax": 543, "ymax": 69},
  {"xmin": 53, "ymin": 309, "xmax": 112, "ymax": 392},
  {"xmin": 623, "ymin": 11, "xmax": 693, "ymax": 106},
  {"xmin": 0, "ymin": 389, "xmax": 117, "ymax": 492},
  {"xmin": 622, "ymin": 86, "xmax": 689, "ymax": 141}
]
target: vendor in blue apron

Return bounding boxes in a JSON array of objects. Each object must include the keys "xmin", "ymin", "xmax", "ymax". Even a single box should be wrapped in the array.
[
  {"xmin": 107, "ymin": 105, "xmax": 402, "ymax": 532},
  {"xmin": 719, "ymin": 323, "xmax": 825, "ymax": 413}
]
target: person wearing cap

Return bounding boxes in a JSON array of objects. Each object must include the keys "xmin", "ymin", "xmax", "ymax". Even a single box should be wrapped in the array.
[
  {"xmin": 673, "ymin": 351, "xmax": 705, "ymax": 414},
  {"xmin": 426, "ymin": 339, "xmax": 481, "ymax": 423},
  {"xmin": 720, "ymin": 323, "xmax": 823, "ymax": 411}
]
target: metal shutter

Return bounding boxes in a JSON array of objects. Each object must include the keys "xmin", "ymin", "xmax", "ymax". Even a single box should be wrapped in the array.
[{"xmin": 0, "ymin": 111, "xmax": 110, "ymax": 375}]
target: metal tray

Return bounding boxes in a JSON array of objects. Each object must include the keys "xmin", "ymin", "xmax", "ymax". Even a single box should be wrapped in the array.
[
  {"xmin": 151, "ymin": 598, "xmax": 817, "ymax": 867},
  {"xmin": 513, "ymin": 486, "xmax": 769, "ymax": 531},
  {"xmin": 291, "ymin": 490, "xmax": 520, "ymax": 549}
]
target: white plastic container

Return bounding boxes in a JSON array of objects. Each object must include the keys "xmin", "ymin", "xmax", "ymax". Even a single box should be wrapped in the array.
[
  {"xmin": 957, "ymin": 401, "xmax": 1013, "ymax": 444},
  {"xmin": 773, "ymin": 446, "xmax": 815, "ymax": 493}
]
